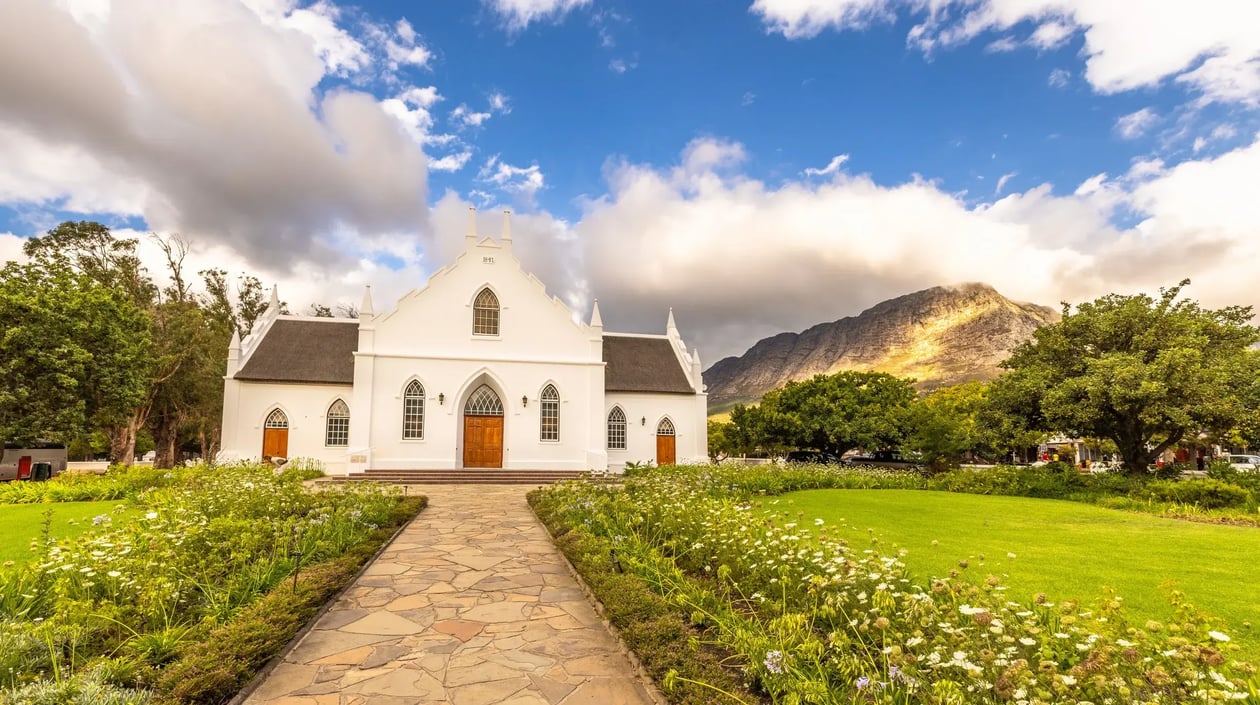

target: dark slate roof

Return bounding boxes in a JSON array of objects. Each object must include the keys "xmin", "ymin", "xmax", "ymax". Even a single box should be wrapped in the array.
[
  {"xmin": 603, "ymin": 336, "xmax": 695, "ymax": 394},
  {"xmin": 234, "ymin": 319, "xmax": 358, "ymax": 384}
]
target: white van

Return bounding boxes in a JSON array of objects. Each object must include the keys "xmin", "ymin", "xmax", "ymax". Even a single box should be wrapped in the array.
[{"xmin": 0, "ymin": 443, "xmax": 68, "ymax": 481}]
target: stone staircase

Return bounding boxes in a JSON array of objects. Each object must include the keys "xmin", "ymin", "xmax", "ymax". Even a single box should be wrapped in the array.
[{"xmin": 321, "ymin": 468, "xmax": 600, "ymax": 485}]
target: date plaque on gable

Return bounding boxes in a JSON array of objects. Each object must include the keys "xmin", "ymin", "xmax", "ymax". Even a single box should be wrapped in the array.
[{"xmin": 482, "ymin": 256, "xmax": 495, "ymax": 264}]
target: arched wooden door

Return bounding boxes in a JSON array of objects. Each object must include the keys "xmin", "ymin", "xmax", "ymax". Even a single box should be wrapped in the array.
[
  {"xmin": 262, "ymin": 409, "xmax": 289, "ymax": 459},
  {"xmin": 656, "ymin": 418, "xmax": 676, "ymax": 466},
  {"xmin": 463, "ymin": 386, "xmax": 504, "ymax": 468}
]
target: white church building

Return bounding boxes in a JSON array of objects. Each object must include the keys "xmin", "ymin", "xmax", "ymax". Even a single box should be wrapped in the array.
[{"xmin": 218, "ymin": 211, "xmax": 708, "ymax": 475}]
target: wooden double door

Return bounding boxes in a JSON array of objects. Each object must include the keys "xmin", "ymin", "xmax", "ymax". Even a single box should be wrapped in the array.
[
  {"xmin": 463, "ymin": 415, "xmax": 504, "ymax": 468},
  {"xmin": 656, "ymin": 434, "xmax": 676, "ymax": 466}
]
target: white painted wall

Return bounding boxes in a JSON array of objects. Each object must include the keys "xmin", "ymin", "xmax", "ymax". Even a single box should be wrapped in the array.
[
  {"xmin": 221, "ymin": 223, "xmax": 709, "ymax": 475},
  {"xmin": 220, "ymin": 380, "xmax": 354, "ymax": 474},
  {"xmin": 604, "ymin": 391, "xmax": 708, "ymax": 471}
]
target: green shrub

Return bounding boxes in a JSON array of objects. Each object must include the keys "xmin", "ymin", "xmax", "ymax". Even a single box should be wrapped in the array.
[
  {"xmin": 1146, "ymin": 478, "xmax": 1251, "ymax": 509},
  {"xmin": 531, "ymin": 491, "xmax": 752, "ymax": 705}
]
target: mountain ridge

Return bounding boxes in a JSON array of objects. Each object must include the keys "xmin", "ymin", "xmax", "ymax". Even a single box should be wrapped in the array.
[{"xmin": 704, "ymin": 282, "xmax": 1059, "ymax": 412}]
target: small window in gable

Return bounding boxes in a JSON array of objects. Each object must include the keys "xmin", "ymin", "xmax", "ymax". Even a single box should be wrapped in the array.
[
  {"xmin": 473, "ymin": 288, "xmax": 500, "ymax": 336},
  {"xmin": 540, "ymin": 384, "xmax": 559, "ymax": 442},
  {"xmin": 326, "ymin": 399, "xmax": 349, "ymax": 446},
  {"xmin": 403, "ymin": 380, "xmax": 425, "ymax": 439},
  {"xmin": 607, "ymin": 406, "xmax": 626, "ymax": 450}
]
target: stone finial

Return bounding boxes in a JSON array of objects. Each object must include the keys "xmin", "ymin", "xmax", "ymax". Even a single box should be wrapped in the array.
[
  {"xmin": 360, "ymin": 285, "xmax": 374, "ymax": 318},
  {"xmin": 502, "ymin": 209, "xmax": 512, "ymax": 242},
  {"xmin": 666, "ymin": 307, "xmax": 678, "ymax": 335},
  {"xmin": 269, "ymin": 284, "xmax": 279, "ymax": 311},
  {"xmin": 228, "ymin": 328, "xmax": 241, "ymax": 352},
  {"xmin": 466, "ymin": 206, "xmax": 477, "ymax": 240},
  {"xmin": 590, "ymin": 299, "xmax": 603, "ymax": 328}
]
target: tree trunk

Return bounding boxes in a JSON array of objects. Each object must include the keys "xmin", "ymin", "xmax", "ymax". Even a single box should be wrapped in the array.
[
  {"xmin": 153, "ymin": 412, "xmax": 182, "ymax": 469},
  {"xmin": 107, "ymin": 413, "xmax": 142, "ymax": 467},
  {"xmin": 1116, "ymin": 428, "xmax": 1184, "ymax": 476}
]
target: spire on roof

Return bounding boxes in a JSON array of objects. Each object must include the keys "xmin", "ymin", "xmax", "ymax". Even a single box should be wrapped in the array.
[
  {"xmin": 269, "ymin": 284, "xmax": 279, "ymax": 312},
  {"xmin": 691, "ymin": 346, "xmax": 701, "ymax": 369},
  {"xmin": 229, "ymin": 328, "xmax": 241, "ymax": 351},
  {"xmin": 466, "ymin": 206, "xmax": 477, "ymax": 241},
  {"xmin": 666, "ymin": 307, "xmax": 678, "ymax": 335},
  {"xmin": 502, "ymin": 209, "xmax": 512, "ymax": 242},
  {"xmin": 360, "ymin": 285, "xmax": 373, "ymax": 318},
  {"xmin": 590, "ymin": 299, "xmax": 603, "ymax": 328}
]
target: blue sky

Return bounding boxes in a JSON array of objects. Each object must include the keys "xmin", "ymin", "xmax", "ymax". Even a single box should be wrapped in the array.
[{"xmin": 1, "ymin": 0, "xmax": 1259, "ymax": 360}]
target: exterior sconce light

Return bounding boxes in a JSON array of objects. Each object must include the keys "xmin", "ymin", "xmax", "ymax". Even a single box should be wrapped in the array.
[
  {"xmin": 438, "ymin": 393, "xmax": 445, "ymax": 405},
  {"xmin": 641, "ymin": 416, "xmax": 646, "ymax": 426},
  {"xmin": 522, "ymin": 395, "xmax": 529, "ymax": 407}
]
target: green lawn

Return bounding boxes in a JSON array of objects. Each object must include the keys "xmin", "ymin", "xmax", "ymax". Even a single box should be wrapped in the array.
[
  {"xmin": 780, "ymin": 489, "xmax": 1260, "ymax": 657},
  {"xmin": 0, "ymin": 500, "xmax": 135, "ymax": 563}
]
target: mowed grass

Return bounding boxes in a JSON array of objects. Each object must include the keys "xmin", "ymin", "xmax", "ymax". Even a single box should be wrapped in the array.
[
  {"xmin": 780, "ymin": 489, "xmax": 1260, "ymax": 657},
  {"xmin": 0, "ymin": 500, "xmax": 136, "ymax": 563}
]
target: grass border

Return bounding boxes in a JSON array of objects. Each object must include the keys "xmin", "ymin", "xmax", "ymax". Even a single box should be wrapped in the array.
[
  {"xmin": 528, "ymin": 489, "xmax": 763, "ymax": 705},
  {"xmin": 153, "ymin": 494, "xmax": 428, "ymax": 705}
]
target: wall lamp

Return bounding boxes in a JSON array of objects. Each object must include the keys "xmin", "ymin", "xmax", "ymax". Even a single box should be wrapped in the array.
[
  {"xmin": 641, "ymin": 416, "xmax": 646, "ymax": 426},
  {"xmin": 438, "ymin": 393, "xmax": 445, "ymax": 405},
  {"xmin": 522, "ymin": 395, "xmax": 529, "ymax": 407}
]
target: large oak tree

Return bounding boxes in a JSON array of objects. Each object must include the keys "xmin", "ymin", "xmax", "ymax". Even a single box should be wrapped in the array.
[{"xmin": 989, "ymin": 281, "xmax": 1259, "ymax": 475}]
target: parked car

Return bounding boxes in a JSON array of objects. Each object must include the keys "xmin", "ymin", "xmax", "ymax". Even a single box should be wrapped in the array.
[
  {"xmin": 1, "ymin": 442, "xmax": 68, "ymax": 482},
  {"xmin": 1228, "ymin": 454, "xmax": 1260, "ymax": 472},
  {"xmin": 784, "ymin": 450, "xmax": 840, "ymax": 465},
  {"xmin": 843, "ymin": 450, "xmax": 921, "ymax": 468}
]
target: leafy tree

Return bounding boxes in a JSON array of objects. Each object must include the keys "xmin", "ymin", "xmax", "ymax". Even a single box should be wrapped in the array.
[
  {"xmin": 989, "ymin": 281, "xmax": 1259, "ymax": 475},
  {"xmin": 904, "ymin": 381, "xmax": 990, "ymax": 471},
  {"xmin": 309, "ymin": 303, "xmax": 334, "ymax": 317},
  {"xmin": 0, "ymin": 262, "xmax": 153, "ymax": 447},
  {"xmin": 749, "ymin": 371, "xmax": 917, "ymax": 457}
]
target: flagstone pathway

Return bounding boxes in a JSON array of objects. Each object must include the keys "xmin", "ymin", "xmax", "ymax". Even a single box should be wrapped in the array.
[{"xmin": 243, "ymin": 485, "xmax": 655, "ymax": 705}]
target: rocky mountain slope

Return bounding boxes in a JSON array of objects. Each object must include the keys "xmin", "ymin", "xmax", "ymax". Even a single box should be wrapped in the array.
[{"xmin": 704, "ymin": 283, "xmax": 1059, "ymax": 412}]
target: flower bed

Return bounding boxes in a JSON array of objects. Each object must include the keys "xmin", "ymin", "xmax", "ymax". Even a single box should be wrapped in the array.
[
  {"xmin": 532, "ymin": 465, "xmax": 1260, "ymax": 704},
  {"xmin": 0, "ymin": 463, "xmax": 424, "ymax": 704}
]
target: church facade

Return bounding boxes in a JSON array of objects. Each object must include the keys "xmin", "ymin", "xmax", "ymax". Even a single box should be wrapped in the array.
[{"xmin": 218, "ymin": 212, "xmax": 708, "ymax": 475}]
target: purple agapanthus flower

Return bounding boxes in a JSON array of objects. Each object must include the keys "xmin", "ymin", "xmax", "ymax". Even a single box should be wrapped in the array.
[
  {"xmin": 856, "ymin": 676, "xmax": 871, "ymax": 690},
  {"xmin": 763, "ymin": 650, "xmax": 784, "ymax": 674}
]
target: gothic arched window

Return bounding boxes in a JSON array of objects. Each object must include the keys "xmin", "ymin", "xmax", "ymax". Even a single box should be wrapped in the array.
[
  {"xmin": 403, "ymin": 381, "xmax": 425, "ymax": 439},
  {"xmin": 540, "ymin": 385, "xmax": 559, "ymax": 441},
  {"xmin": 607, "ymin": 406, "xmax": 626, "ymax": 450},
  {"xmin": 325, "ymin": 399, "xmax": 349, "ymax": 446},
  {"xmin": 473, "ymin": 288, "xmax": 500, "ymax": 335}
]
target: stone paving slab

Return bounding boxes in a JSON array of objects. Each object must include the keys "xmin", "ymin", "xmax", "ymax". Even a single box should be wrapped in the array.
[{"xmin": 244, "ymin": 485, "xmax": 654, "ymax": 705}]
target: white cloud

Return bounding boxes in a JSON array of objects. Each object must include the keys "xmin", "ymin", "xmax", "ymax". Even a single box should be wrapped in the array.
[
  {"xmin": 1028, "ymin": 20, "xmax": 1072, "ymax": 50},
  {"xmin": 1115, "ymin": 108, "xmax": 1158, "ymax": 140},
  {"xmin": 486, "ymin": 0, "xmax": 591, "ymax": 32},
  {"xmin": 399, "ymin": 85, "xmax": 442, "ymax": 108},
  {"xmin": 680, "ymin": 137, "xmax": 747, "ymax": 174},
  {"xmin": 451, "ymin": 103, "xmax": 492, "ymax": 128},
  {"xmin": 1048, "ymin": 68, "xmax": 1071, "ymax": 88},
  {"xmin": 985, "ymin": 36, "xmax": 1018, "ymax": 53},
  {"xmin": 429, "ymin": 151, "xmax": 473, "ymax": 172},
  {"xmin": 741, "ymin": 91, "xmax": 758, "ymax": 106},
  {"xmin": 609, "ymin": 58, "xmax": 637, "ymax": 73},
  {"xmin": 0, "ymin": 0, "xmax": 430, "ymax": 270},
  {"xmin": 995, "ymin": 171, "xmax": 1017, "ymax": 194},
  {"xmin": 554, "ymin": 133, "xmax": 1260, "ymax": 359},
  {"xmin": 488, "ymin": 91, "xmax": 511, "ymax": 113},
  {"xmin": 478, "ymin": 155, "xmax": 545, "ymax": 204},
  {"xmin": 803, "ymin": 154, "xmax": 850, "ymax": 177},
  {"xmin": 749, "ymin": 0, "xmax": 1260, "ymax": 105}
]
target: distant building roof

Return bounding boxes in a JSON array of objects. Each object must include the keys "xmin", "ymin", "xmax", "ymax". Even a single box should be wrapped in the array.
[
  {"xmin": 603, "ymin": 335, "xmax": 695, "ymax": 394},
  {"xmin": 234, "ymin": 319, "xmax": 358, "ymax": 384}
]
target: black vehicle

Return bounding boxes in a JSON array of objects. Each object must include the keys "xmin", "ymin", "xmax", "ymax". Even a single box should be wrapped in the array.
[
  {"xmin": 843, "ymin": 450, "xmax": 920, "ymax": 468},
  {"xmin": 784, "ymin": 450, "xmax": 840, "ymax": 465}
]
